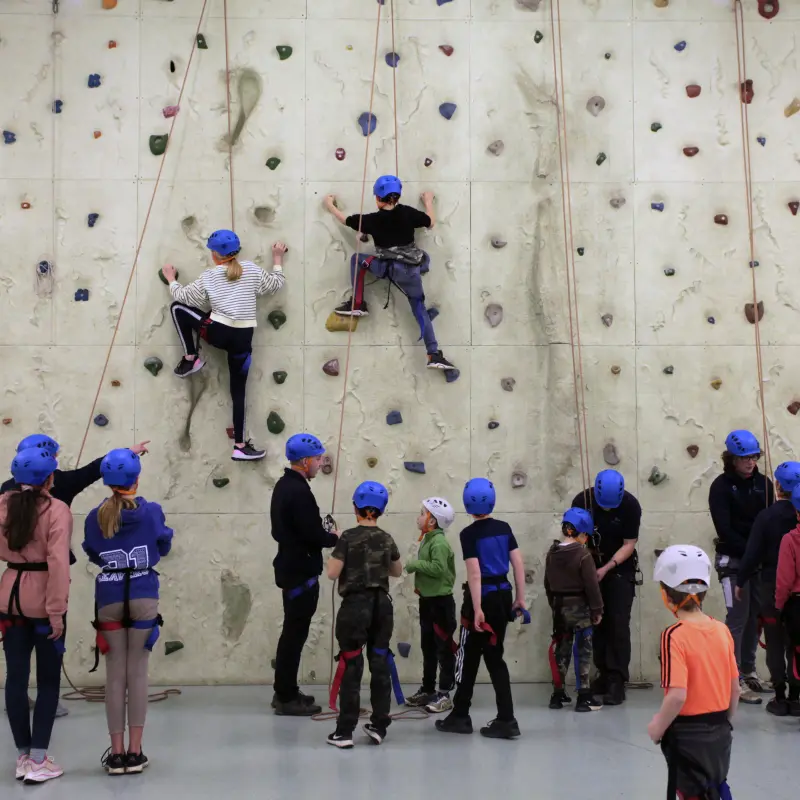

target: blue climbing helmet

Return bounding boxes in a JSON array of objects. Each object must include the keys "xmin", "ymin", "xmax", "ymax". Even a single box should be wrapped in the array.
[
  {"xmin": 562, "ymin": 507, "xmax": 594, "ymax": 537},
  {"xmin": 285, "ymin": 433, "xmax": 325, "ymax": 462},
  {"xmin": 101, "ymin": 448, "xmax": 142, "ymax": 488},
  {"xmin": 791, "ymin": 485, "xmax": 800, "ymax": 513},
  {"xmin": 724, "ymin": 429, "xmax": 760, "ymax": 458},
  {"xmin": 594, "ymin": 469, "xmax": 625, "ymax": 509},
  {"xmin": 775, "ymin": 461, "xmax": 800, "ymax": 493},
  {"xmin": 353, "ymin": 481, "xmax": 389, "ymax": 513},
  {"xmin": 373, "ymin": 175, "xmax": 402, "ymax": 200},
  {"xmin": 16, "ymin": 434, "xmax": 60, "ymax": 456},
  {"xmin": 206, "ymin": 229, "xmax": 241, "ymax": 257},
  {"xmin": 11, "ymin": 448, "xmax": 58, "ymax": 486},
  {"xmin": 463, "ymin": 478, "xmax": 496, "ymax": 516}
]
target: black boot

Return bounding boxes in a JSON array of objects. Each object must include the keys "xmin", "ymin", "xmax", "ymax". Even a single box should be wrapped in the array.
[
  {"xmin": 549, "ymin": 689, "xmax": 571, "ymax": 709},
  {"xmin": 575, "ymin": 690, "xmax": 603, "ymax": 713},
  {"xmin": 602, "ymin": 680, "xmax": 626, "ymax": 706}
]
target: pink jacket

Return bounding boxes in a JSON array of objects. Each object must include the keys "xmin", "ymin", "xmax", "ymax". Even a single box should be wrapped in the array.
[
  {"xmin": 0, "ymin": 491, "xmax": 72, "ymax": 627},
  {"xmin": 775, "ymin": 524, "xmax": 800, "ymax": 611}
]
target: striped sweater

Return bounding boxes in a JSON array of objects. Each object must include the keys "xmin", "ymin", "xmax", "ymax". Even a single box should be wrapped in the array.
[{"xmin": 169, "ymin": 261, "xmax": 285, "ymax": 328}]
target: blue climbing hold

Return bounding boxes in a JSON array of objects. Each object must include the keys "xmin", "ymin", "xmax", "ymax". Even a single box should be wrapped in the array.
[
  {"xmin": 707, "ymin": 316, "xmax": 716, "ymax": 324},
  {"xmin": 87, "ymin": 213, "xmax": 100, "ymax": 228},
  {"xmin": 445, "ymin": 369, "xmax": 460, "ymax": 384},
  {"xmin": 651, "ymin": 202, "xmax": 665, "ymax": 212},
  {"xmin": 93, "ymin": 414, "xmax": 109, "ymax": 427},
  {"xmin": 88, "ymin": 73, "xmax": 102, "ymax": 88},
  {"xmin": 3, "ymin": 131, "xmax": 16, "ymax": 145},
  {"xmin": 74, "ymin": 289, "xmax": 90, "ymax": 302},
  {"xmin": 439, "ymin": 102, "xmax": 457, "ymax": 120},
  {"xmin": 437, "ymin": 0, "xmax": 453, "ymax": 5},
  {"xmin": 358, "ymin": 112, "xmax": 377, "ymax": 136},
  {"xmin": 52, "ymin": 100, "xmax": 63, "ymax": 114},
  {"xmin": 674, "ymin": 41, "xmax": 687, "ymax": 52},
  {"xmin": 404, "ymin": 461, "xmax": 426, "ymax": 475},
  {"xmin": 397, "ymin": 642, "xmax": 411, "ymax": 658},
  {"xmin": 757, "ymin": 136, "xmax": 766, "ymax": 146},
  {"xmin": 386, "ymin": 410, "xmax": 403, "ymax": 426},
  {"xmin": 427, "ymin": 307, "xmax": 440, "ymax": 321},
  {"xmin": 385, "ymin": 52, "xmax": 400, "ymax": 68},
  {"xmin": 37, "ymin": 261, "xmax": 52, "ymax": 275}
]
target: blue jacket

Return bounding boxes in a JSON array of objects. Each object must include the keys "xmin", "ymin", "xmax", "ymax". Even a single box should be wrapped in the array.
[{"xmin": 83, "ymin": 498, "xmax": 173, "ymax": 607}]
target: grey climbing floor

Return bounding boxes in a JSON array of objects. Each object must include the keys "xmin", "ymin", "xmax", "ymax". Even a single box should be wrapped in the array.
[{"xmin": 0, "ymin": 685, "xmax": 794, "ymax": 799}]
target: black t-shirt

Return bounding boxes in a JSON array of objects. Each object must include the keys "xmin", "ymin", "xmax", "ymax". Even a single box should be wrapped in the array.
[
  {"xmin": 571, "ymin": 489, "xmax": 641, "ymax": 573},
  {"xmin": 345, "ymin": 204, "xmax": 431, "ymax": 248}
]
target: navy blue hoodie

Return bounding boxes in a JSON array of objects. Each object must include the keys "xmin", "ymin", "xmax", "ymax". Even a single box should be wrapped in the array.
[{"xmin": 83, "ymin": 497, "xmax": 173, "ymax": 607}]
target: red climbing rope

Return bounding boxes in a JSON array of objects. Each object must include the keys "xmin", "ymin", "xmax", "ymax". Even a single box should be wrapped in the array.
[
  {"xmin": 222, "ymin": 0, "xmax": 236, "ymax": 231},
  {"xmin": 74, "ymin": 0, "xmax": 212, "ymax": 469}
]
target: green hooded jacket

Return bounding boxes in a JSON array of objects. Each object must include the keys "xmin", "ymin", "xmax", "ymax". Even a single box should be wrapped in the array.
[{"xmin": 405, "ymin": 528, "xmax": 456, "ymax": 597}]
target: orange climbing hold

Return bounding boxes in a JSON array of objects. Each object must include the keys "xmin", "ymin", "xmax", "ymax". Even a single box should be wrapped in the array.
[
  {"xmin": 788, "ymin": 401, "xmax": 800, "ymax": 416},
  {"xmin": 785, "ymin": 98, "xmax": 800, "ymax": 118},
  {"xmin": 93, "ymin": 130, "xmax": 102, "ymax": 139},
  {"xmin": 20, "ymin": 202, "xmax": 31, "ymax": 209},
  {"xmin": 2, "ymin": 418, "xmax": 11, "ymax": 426},
  {"xmin": 102, "ymin": 0, "xmax": 118, "ymax": 9}
]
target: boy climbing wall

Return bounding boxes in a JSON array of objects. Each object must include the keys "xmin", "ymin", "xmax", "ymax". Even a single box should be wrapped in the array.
[{"xmin": 323, "ymin": 176, "xmax": 456, "ymax": 372}]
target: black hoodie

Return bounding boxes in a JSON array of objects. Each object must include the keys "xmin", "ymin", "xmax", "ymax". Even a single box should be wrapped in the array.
[{"xmin": 737, "ymin": 498, "xmax": 797, "ymax": 588}]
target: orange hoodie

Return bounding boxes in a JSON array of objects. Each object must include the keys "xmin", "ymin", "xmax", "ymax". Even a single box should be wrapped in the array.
[
  {"xmin": 0, "ymin": 491, "xmax": 72, "ymax": 628},
  {"xmin": 775, "ymin": 524, "xmax": 800, "ymax": 611}
]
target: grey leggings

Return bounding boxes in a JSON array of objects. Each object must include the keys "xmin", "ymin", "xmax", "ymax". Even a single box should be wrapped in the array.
[{"xmin": 97, "ymin": 598, "xmax": 158, "ymax": 735}]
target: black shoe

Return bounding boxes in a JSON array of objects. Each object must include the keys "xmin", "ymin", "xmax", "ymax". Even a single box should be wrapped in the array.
[
  {"xmin": 274, "ymin": 697, "xmax": 321, "ymax": 716},
  {"xmin": 435, "ymin": 713, "xmax": 473, "ymax": 735},
  {"xmin": 232, "ymin": 440, "xmax": 266, "ymax": 461},
  {"xmin": 789, "ymin": 699, "xmax": 800, "ymax": 717},
  {"xmin": 334, "ymin": 299, "xmax": 369, "ymax": 317},
  {"xmin": 271, "ymin": 691, "xmax": 317, "ymax": 709},
  {"xmin": 479, "ymin": 718, "xmax": 521, "ymax": 739},
  {"xmin": 363, "ymin": 723, "xmax": 386, "ymax": 745},
  {"xmin": 549, "ymin": 688, "xmax": 572, "ymax": 709},
  {"xmin": 767, "ymin": 697, "xmax": 790, "ymax": 717},
  {"xmin": 405, "ymin": 687, "xmax": 436, "ymax": 707},
  {"xmin": 603, "ymin": 683, "xmax": 626, "ymax": 706},
  {"xmin": 427, "ymin": 351, "xmax": 456, "ymax": 371},
  {"xmin": 327, "ymin": 731, "xmax": 354, "ymax": 749},
  {"xmin": 575, "ymin": 692, "xmax": 603, "ymax": 713},
  {"xmin": 174, "ymin": 356, "xmax": 205, "ymax": 378},
  {"xmin": 102, "ymin": 751, "xmax": 126, "ymax": 776},
  {"xmin": 125, "ymin": 751, "xmax": 149, "ymax": 774}
]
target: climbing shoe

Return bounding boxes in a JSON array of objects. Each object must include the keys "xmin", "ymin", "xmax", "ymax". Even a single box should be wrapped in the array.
[
  {"xmin": 274, "ymin": 697, "xmax": 320, "ymax": 716},
  {"xmin": 766, "ymin": 697, "xmax": 790, "ymax": 716},
  {"xmin": 743, "ymin": 671, "xmax": 772, "ymax": 693},
  {"xmin": 425, "ymin": 692, "xmax": 453, "ymax": 714},
  {"xmin": 427, "ymin": 351, "xmax": 456, "ymax": 370},
  {"xmin": 363, "ymin": 723, "xmax": 386, "ymax": 745},
  {"xmin": 575, "ymin": 692, "xmax": 603, "ymax": 713},
  {"xmin": 602, "ymin": 682, "xmax": 626, "ymax": 706},
  {"xmin": 232, "ymin": 440, "xmax": 266, "ymax": 461},
  {"xmin": 738, "ymin": 678, "xmax": 762, "ymax": 705},
  {"xmin": 405, "ymin": 688, "xmax": 436, "ymax": 707},
  {"xmin": 334, "ymin": 299, "xmax": 369, "ymax": 317},
  {"xmin": 125, "ymin": 751, "xmax": 149, "ymax": 774},
  {"xmin": 435, "ymin": 713, "xmax": 473, "ymax": 735},
  {"xmin": 174, "ymin": 356, "xmax": 205, "ymax": 378},
  {"xmin": 327, "ymin": 731, "xmax": 354, "ymax": 749},
  {"xmin": 549, "ymin": 689, "xmax": 571, "ymax": 710},
  {"xmin": 479, "ymin": 718, "xmax": 521, "ymax": 739},
  {"xmin": 102, "ymin": 750, "xmax": 126, "ymax": 776}
]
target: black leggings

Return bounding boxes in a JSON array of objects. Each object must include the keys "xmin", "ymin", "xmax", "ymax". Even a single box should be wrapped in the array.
[{"xmin": 170, "ymin": 303, "xmax": 253, "ymax": 443}]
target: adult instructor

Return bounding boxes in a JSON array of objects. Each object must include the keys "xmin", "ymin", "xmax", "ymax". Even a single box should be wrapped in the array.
[
  {"xmin": 270, "ymin": 433, "xmax": 340, "ymax": 716},
  {"xmin": 572, "ymin": 469, "xmax": 641, "ymax": 706}
]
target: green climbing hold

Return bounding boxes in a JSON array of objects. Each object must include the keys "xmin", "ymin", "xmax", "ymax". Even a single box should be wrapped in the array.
[
  {"xmin": 273, "ymin": 371, "xmax": 287, "ymax": 384},
  {"xmin": 149, "ymin": 134, "xmax": 168, "ymax": 156},
  {"xmin": 534, "ymin": 31, "xmax": 544, "ymax": 44},
  {"xmin": 165, "ymin": 641, "xmax": 184, "ymax": 656},
  {"xmin": 213, "ymin": 478, "xmax": 230, "ymax": 489},
  {"xmin": 144, "ymin": 357, "xmax": 163, "ymax": 377},
  {"xmin": 158, "ymin": 267, "xmax": 178, "ymax": 285},
  {"xmin": 276, "ymin": 45, "xmax": 293, "ymax": 61},
  {"xmin": 266, "ymin": 157, "xmax": 281, "ymax": 171},
  {"xmin": 268, "ymin": 310, "xmax": 286, "ymax": 329},
  {"xmin": 596, "ymin": 152, "xmax": 607, "ymax": 166},
  {"xmin": 267, "ymin": 411, "xmax": 285, "ymax": 435},
  {"xmin": 651, "ymin": 122, "xmax": 662, "ymax": 132},
  {"xmin": 196, "ymin": 34, "xmax": 208, "ymax": 50}
]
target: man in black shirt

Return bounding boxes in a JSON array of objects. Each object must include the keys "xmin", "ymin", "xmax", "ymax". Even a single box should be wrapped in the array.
[
  {"xmin": 572, "ymin": 469, "xmax": 641, "ymax": 706},
  {"xmin": 270, "ymin": 433, "xmax": 340, "ymax": 716},
  {"xmin": 323, "ymin": 175, "xmax": 456, "ymax": 373}
]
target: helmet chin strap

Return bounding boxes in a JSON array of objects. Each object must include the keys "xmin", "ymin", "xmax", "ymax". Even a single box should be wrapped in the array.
[
  {"xmin": 112, "ymin": 486, "xmax": 138, "ymax": 497},
  {"xmin": 660, "ymin": 586, "xmax": 700, "ymax": 618}
]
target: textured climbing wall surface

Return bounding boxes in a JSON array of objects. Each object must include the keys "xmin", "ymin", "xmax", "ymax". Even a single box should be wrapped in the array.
[{"xmin": 0, "ymin": 0, "xmax": 795, "ymax": 686}]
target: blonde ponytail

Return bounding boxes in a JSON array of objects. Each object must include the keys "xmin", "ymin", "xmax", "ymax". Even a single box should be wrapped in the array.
[
  {"xmin": 97, "ymin": 491, "xmax": 138, "ymax": 539},
  {"xmin": 226, "ymin": 257, "xmax": 243, "ymax": 282}
]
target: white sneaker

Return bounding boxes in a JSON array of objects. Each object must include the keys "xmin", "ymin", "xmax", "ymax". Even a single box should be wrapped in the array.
[
  {"xmin": 15, "ymin": 755, "xmax": 29, "ymax": 781},
  {"xmin": 739, "ymin": 678, "xmax": 763, "ymax": 705},
  {"xmin": 425, "ymin": 692, "xmax": 454, "ymax": 713},
  {"xmin": 24, "ymin": 756, "xmax": 63, "ymax": 784},
  {"xmin": 743, "ymin": 671, "xmax": 772, "ymax": 693}
]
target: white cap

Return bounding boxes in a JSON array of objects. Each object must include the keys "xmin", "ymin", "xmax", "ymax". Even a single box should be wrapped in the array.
[
  {"xmin": 422, "ymin": 497, "xmax": 455, "ymax": 530},
  {"xmin": 653, "ymin": 545, "xmax": 711, "ymax": 593}
]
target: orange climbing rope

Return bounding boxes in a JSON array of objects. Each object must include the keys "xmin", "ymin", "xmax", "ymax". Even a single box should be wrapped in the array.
[{"xmin": 733, "ymin": 0, "xmax": 773, "ymax": 486}]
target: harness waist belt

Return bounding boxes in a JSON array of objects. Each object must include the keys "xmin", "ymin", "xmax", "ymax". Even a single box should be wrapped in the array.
[
  {"xmin": 0, "ymin": 615, "xmax": 66, "ymax": 655},
  {"xmin": 479, "ymin": 575, "xmax": 512, "ymax": 595},
  {"xmin": 6, "ymin": 561, "xmax": 48, "ymax": 618},
  {"xmin": 670, "ymin": 710, "xmax": 729, "ymax": 726},
  {"xmin": 285, "ymin": 576, "xmax": 318, "ymax": 600}
]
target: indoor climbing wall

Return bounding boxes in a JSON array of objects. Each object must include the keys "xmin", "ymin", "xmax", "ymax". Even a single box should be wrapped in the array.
[{"xmin": 0, "ymin": 0, "xmax": 795, "ymax": 686}]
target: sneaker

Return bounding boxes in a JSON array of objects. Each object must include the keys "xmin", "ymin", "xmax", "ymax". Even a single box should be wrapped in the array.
[
  {"xmin": 405, "ymin": 687, "xmax": 436, "ymax": 707},
  {"xmin": 479, "ymin": 718, "xmax": 521, "ymax": 739},
  {"xmin": 271, "ymin": 691, "xmax": 317, "ymax": 709},
  {"xmin": 334, "ymin": 299, "xmax": 369, "ymax": 317},
  {"xmin": 55, "ymin": 702, "xmax": 69, "ymax": 718},
  {"xmin": 174, "ymin": 356, "xmax": 205, "ymax": 378},
  {"xmin": 435, "ymin": 713, "xmax": 473, "ymax": 735},
  {"xmin": 575, "ymin": 692, "xmax": 603, "ymax": 713},
  {"xmin": 549, "ymin": 689, "xmax": 572, "ymax": 709},
  {"xmin": 232, "ymin": 440, "xmax": 266, "ymax": 461},
  {"xmin": 102, "ymin": 750, "xmax": 126, "ymax": 776},
  {"xmin": 427, "ymin": 351, "xmax": 456, "ymax": 371},
  {"xmin": 425, "ymin": 692, "xmax": 453, "ymax": 714},
  {"xmin": 125, "ymin": 751, "xmax": 149, "ymax": 774},
  {"xmin": 15, "ymin": 755, "xmax": 29, "ymax": 781},
  {"xmin": 24, "ymin": 756, "xmax": 63, "ymax": 784},
  {"xmin": 766, "ymin": 697, "xmax": 790, "ymax": 717},
  {"xmin": 789, "ymin": 699, "xmax": 800, "ymax": 717},
  {"xmin": 274, "ymin": 697, "xmax": 321, "ymax": 716},
  {"xmin": 363, "ymin": 723, "xmax": 386, "ymax": 745},
  {"xmin": 603, "ymin": 682, "xmax": 626, "ymax": 706},
  {"xmin": 327, "ymin": 731, "xmax": 354, "ymax": 749},
  {"xmin": 739, "ymin": 678, "xmax": 763, "ymax": 705},
  {"xmin": 743, "ymin": 671, "xmax": 772, "ymax": 693}
]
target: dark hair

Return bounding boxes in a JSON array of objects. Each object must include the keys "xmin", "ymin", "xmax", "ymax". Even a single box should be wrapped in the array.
[
  {"xmin": 2, "ymin": 489, "xmax": 51, "ymax": 552},
  {"xmin": 662, "ymin": 582, "xmax": 707, "ymax": 611},
  {"xmin": 561, "ymin": 522, "xmax": 580, "ymax": 538},
  {"xmin": 722, "ymin": 449, "xmax": 760, "ymax": 473},
  {"xmin": 354, "ymin": 505, "xmax": 383, "ymax": 520},
  {"xmin": 378, "ymin": 193, "xmax": 401, "ymax": 205}
]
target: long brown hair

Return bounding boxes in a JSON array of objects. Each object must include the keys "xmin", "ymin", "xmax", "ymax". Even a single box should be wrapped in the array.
[
  {"xmin": 2, "ymin": 489, "xmax": 52, "ymax": 552},
  {"xmin": 97, "ymin": 491, "xmax": 138, "ymax": 539}
]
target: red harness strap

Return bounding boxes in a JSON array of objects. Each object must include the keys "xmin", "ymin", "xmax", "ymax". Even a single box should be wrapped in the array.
[
  {"xmin": 459, "ymin": 615, "xmax": 497, "ymax": 646},
  {"xmin": 352, "ymin": 257, "xmax": 374, "ymax": 308},
  {"xmin": 94, "ymin": 620, "xmax": 126, "ymax": 656},
  {"xmin": 548, "ymin": 637, "xmax": 564, "ymax": 690},
  {"xmin": 329, "ymin": 648, "xmax": 363, "ymax": 711},
  {"xmin": 433, "ymin": 623, "xmax": 458, "ymax": 654},
  {"xmin": 757, "ymin": 615, "xmax": 779, "ymax": 650}
]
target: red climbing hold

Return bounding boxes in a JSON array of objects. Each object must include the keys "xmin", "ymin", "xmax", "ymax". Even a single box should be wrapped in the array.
[
  {"xmin": 226, "ymin": 427, "xmax": 235, "ymax": 440},
  {"xmin": 2, "ymin": 418, "xmax": 11, "ymax": 426},
  {"xmin": 439, "ymin": 45, "xmax": 454, "ymax": 56},
  {"xmin": 789, "ymin": 201, "xmax": 799, "ymax": 216},
  {"xmin": 683, "ymin": 146, "xmax": 699, "ymax": 157},
  {"xmin": 788, "ymin": 401, "xmax": 800, "ymax": 416},
  {"xmin": 93, "ymin": 130, "xmax": 102, "ymax": 139},
  {"xmin": 714, "ymin": 214, "xmax": 729, "ymax": 226},
  {"xmin": 108, "ymin": 40, "xmax": 117, "ymax": 49},
  {"xmin": 335, "ymin": 147, "xmax": 346, "ymax": 161},
  {"xmin": 740, "ymin": 79, "xmax": 754, "ymax": 105},
  {"xmin": 162, "ymin": 105, "xmax": 180, "ymax": 119},
  {"xmin": 686, "ymin": 84, "xmax": 701, "ymax": 98},
  {"xmin": 758, "ymin": 0, "xmax": 779, "ymax": 20}
]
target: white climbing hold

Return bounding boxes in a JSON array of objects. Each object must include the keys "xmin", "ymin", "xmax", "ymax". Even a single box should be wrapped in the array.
[
  {"xmin": 586, "ymin": 96, "xmax": 606, "ymax": 117},
  {"xmin": 485, "ymin": 304, "xmax": 504, "ymax": 328}
]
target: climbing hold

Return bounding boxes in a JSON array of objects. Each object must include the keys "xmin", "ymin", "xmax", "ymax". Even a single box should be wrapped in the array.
[
  {"xmin": 213, "ymin": 478, "xmax": 230, "ymax": 489},
  {"xmin": 787, "ymin": 401, "xmax": 800, "ymax": 416},
  {"xmin": 488, "ymin": 421, "xmax": 500, "ymax": 430},
  {"xmin": 397, "ymin": 642, "xmax": 411, "ymax": 658},
  {"xmin": 707, "ymin": 316, "xmax": 716, "ymax": 325},
  {"xmin": 149, "ymin": 134, "xmax": 168, "ymax": 156},
  {"xmin": 268, "ymin": 310, "xmax": 287, "ymax": 329},
  {"xmin": 2, "ymin": 419, "xmax": 11, "ymax": 426},
  {"xmin": 87, "ymin": 213, "xmax": 100, "ymax": 228},
  {"xmin": 609, "ymin": 197, "xmax": 626, "ymax": 210},
  {"xmin": 651, "ymin": 202, "xmax": 664, "ymax": 212},
  {"xmin": 710, "ymin": 378, "xmax": 722, "ymax": 390},
  {"xmin": 750, "ymin": 261, "xmax": 759, "ymax": 268},
  {"xmin": 490, "ymin": 237, "xmax": 507, "ymax": 249},
  {"xmin": 144, "ymin": 357, "xmax": 163, "ymax": 377},
  {"xmin": 226, "ymin": 427, "xmax": 235, "ymax": 440},
  {"xmin": 445, "ymin": 369, "xmax": 460, "ymax": 384},
  {"xmin": 596, "ymin": 152, "xmax": 607, "ymax": 166},
  {"xmin": 648, "ymin": 466, "xmax": 668, "ymax": 486},
  {"xmin": 360, "ymin": 234, "xmax": 370, "ymax": 243},
  {"xmin": 37, "ymin": 261, "xmax": 52, "ymax": 275},
  {"xmin": 21, "ymin": 202, "xmax": 31, "ymax": 210},
  {"xmin": 404, "ymin": 462, "xmax": 426, "ymax": 475},
  {"xmin": 272, "ymin": 371, "xmax": 287, "ymax": 384},
  {"xmin": 484, "ymin": 304, "xmax": 503, "ymax": 328},
  {"xmin": 93, "ymin": 131, "xmax": 102, "ymax": 139},
  {"xmin": 74, "ymin": 289, "xmax": 90, "ymax": 302},
  {"xmin": 88, "ymin": 74, "xmax": 101, "ymax": 88},
  {"xmin": 654, "ymin": 0, "xmax": 669, "ymax": 6},
  {"xmin": 93, "ymin": 414, "xmax": 109, "ymax": 427},
  {"xmin": 663, "ymin": 366, "xmax": 674, "ymax": 375},
  {"xmin": 487, "ymin": 140, "xmax": 505, "ymax": 156},
  {"xmin": 651, "ymin": 122, "xmax": 663, "ymax": 133},
  {"xmin": 784, "ymin": 98, "xmax": 800, "ymax": 118},
  {"xmin": 740, "ymin": 79, "xmax": 754, "ymax": 105},
  {"xmin": 534, "ymin": 31, "xmax": 544, "ymax": 44},
  {"xmin": 427, "ymin": 307, "xmax": 439, "ymax": 321},
  {"xmin": 501, "ymin": 377, "xmax": 516, "ymax": 392},
  {"xmin": 674, "ymin": 41, "xmax": 687, "ymax": 52},
  {"xmin": 367, "ymin": 457, "xmax": 378, "ymax": 468},
  {"xmin": 714, "ymin": 214, "xmax": 728, "ymax": 226},
  {"xmin": 386, "ymin": 410, "xmax": 403, "ymax": 426},
  {"xmin": 758, "ymin": 0, "xmax": 780, "ymax": 19},
  {"xmin": 270, "ymin": 658, "xmax": 277, "ymax": 670},
  {"xmin": 683, "ymin": 146, "xmax": 700, "ymax": 157},
  {"xmin": 436, "ymin": 0, "xmax": 452, "ymax": 5},
  {"xmin": 610, "ymin": 365, "xmax": 621, "ymax": 375},
  {"xmin": 601, "ymin": 314, "xmax": 613, "ymax": 328},
  {"xmin": 577, "ymin": 247, "xmax": 585, "ymax": 256},
  {"xmin": 276, "ymin": 45, "xmax": 293, "ymax": 61},
  {"xmin": 525, "ymin": 569, "xmax": 535, "ymax": 585},
  {"xmin": 586, "ymin": 96, "xmax": 606, "ymax": 117},
  {"xmin": 439, "ymin": 45, "xmax": 454, "ymax": 57},
  {"xmin": 169, "ymin": 59, "xmax": 175, "ymax": 73},
  {"xmin": 52, "ymin": 100, "xmax": 63, "ymax": 114},
  {"xmin": 320, "ymin": 456, "xmax": 333, "ymax": 475},
  {"xmin": 109, "ymin": 40, "xmax": 117, "ymax": 49},
  {"xmin": 102, "ymin": 0, "xmax": 117, "ymax": 8},
  {"xmin": 757, "ymin": 136, "xmax": 766, "ymax": 146},
  {"xmin": 685, "ymin": 84, "xmax": 701, "ymax": 98},
  {"xmin": 323, "ymin": 359, "xmax": 340, "ymax": 377},
  {"xmin": 196, "ymin": 34, "xmax": 208, "ymax": 50},
  {"xmin": 334, "ymin": 147, "xmax": 346, "ymax": 162},
  {"xmin": 266, "ymin": 157, "xmax": 281, "ymax": 171},
  {"xmin": 325, "ymin": 311, "xmax": 358, "ymax": 332},
  {"xmin": 439, "ymin": 102, "xmax": 457, "ymax": 121},
  {"xmin": 424, "ymin": 157, "xmax": 434, "ymax": 167},
  {"xmin": 686, "ymin": 445, "xmax": 699, "ymax": 458},
  {"xmin": 165, "ymin": 641, "xmax": 184, "ymax": 656},
  {"xmin": 603, "ymin": 444, "xmax": 620, "ymax": 466},
  {"xmin": 744, "ymin": 301, "xmax": 764, "ymax": 324},
  {"xmin": 158, "ymin": 267, "xmax": 177, "ymax": 285},
  {"xmin": 358, "ymin": 112, "xmax": 377, "ymax": 136},
  {"xmin": 511, "ymin": 471, "xmax": 527, "ymax": 489},
  {"xmin": 663, "ymin": 267, "xmax": 675, "ymax": 277},
  {"xmin": 162, "ymin": 105, "xmax": 180, "ymax": 118},
  {"xmin": 789, "ymin": 201, "xmax": 799, "ymax": 216},
  {"xmin": 267, "ymin": 412, "xmax": 285, "ymax": 435},
  {"xmin": 3, "ymin": 131, "xmax": 16, "ymax": 145},
  {"xmin": 385, "ymin": 51, "xmax": 400, "ymax": 68},
  {"xmin": 604, "ymin": 52, "xmax": 612, "ymax": 60},
  {"xmin": 111, "ymin": 380, "xmax": 121, "ymax": 388}
]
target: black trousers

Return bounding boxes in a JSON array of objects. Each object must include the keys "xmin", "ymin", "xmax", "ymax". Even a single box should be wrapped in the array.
[
  {"xmin": 273, "ymin": 583, "xmax": 320, "ymax": 703},
  {"xmin": 169, "ymin": 302, "xmax": 254, "ymax": 443},
  {"xmin": 783, "ymin": 594, "xmax": 800, "ymax": 689},
  {"xmin": 335, "ymin": 590, "xmax": 394, "ymax": 735},
  {"xmin": 594, "ymin": 571, "xmax": 635, "ymax": 686},
  {"xmin": 419, "ymin": 595, "xmax": 456, "ymax": 693},
  {"xmin": 761, "ymin": 581, "xmax": 799, "ymax": 697},
  {"xmin": 452, "ymin": 586, "xmax": 514, "ymax": 721}
]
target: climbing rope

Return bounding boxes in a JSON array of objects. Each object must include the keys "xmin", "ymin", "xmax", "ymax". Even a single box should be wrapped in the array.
[
  {"xmin": 223, "ymin": 0, "xmax": 236, "ymax": 230},
  {"xmin": 60, "ymin": 667, "xmax": 181, "ymax": 706}
]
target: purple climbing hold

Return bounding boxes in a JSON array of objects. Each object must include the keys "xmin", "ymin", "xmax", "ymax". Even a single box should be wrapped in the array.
[
  {"xmin": 651, "ymin": 202, "xmax": 665, "ymax": 212},
  {"xmin": 323, "ymin": 358, "xmax": 340, "ymax": 377},
  {"xmin": 397, "ymin": 642, "xmax": 411, "ymax": 658},
  {"xmin": 436, "ymin": 0, "xmax": 453, "ymax": 5},
  {"xmin": 386, "ymin": 410, "xmax": 403, "ymax": 426},
  {"xmin": 37, "ymin": 260, "xmax": 52, "ymax": 276},
  {"xmin": 488, "ymin": 421, "xmax": 500, "ymax": 430},
  {"xmin": 3, "ymin": 131, "xmax": 16, "ymax": 145},
  {"xmin": 358, "ymin": 112, "xmax": 377, "ymax": 136},
  {"xmin": 88, "ymin": 73, "xmax": 102, "ymax": 88},
  {"xmin": 87, "ymin": 213, "xmax": 100, "ymax": 228},
  {"xmin": 674, "ymin": 41, "xmax": 687, "ymax": 52},
  {"xmin": 757, "ymin": 136, "xmax": 766, "ymax": 146},
  {"xmin": 52, "ymin": 100, "xmax": 63, "ymax": 114},
  {"xmin": 335, "ymin": 147, "xmax": 346, "ymax": 161},
  {"xmin": 385, "ymin": 52, "xmax": 400, "ymax": 68},
  {"xmin": 93, "ymin": 414, "xmax": 108, "ymax": 427},
  {"xmin": 74, "ymin": 288, "xmax": 90, "ymax": 302},
  {"xmin": 404, "ymin": 461, "xmax": 426, "ymax": 474},
  {"xmin": 439, "ymin": 102, "xmax": 457, "ymax": 120},
  {"xmin": 427, "ymin": 307, "xmax": 439, "ymax": 321},
  {"xmin": 445, "ymin": 369, "xmax": 460, "ymax": 383},
  {"xmin": 707, "ymin": 316, "xmax": 716, "ymax": 325}
]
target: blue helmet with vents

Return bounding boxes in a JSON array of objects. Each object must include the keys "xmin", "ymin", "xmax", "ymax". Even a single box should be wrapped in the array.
[
  {"xmin": 11, "ymin": 449, "xmax": 58, "ymax": 486},
  {"xmin": 285, "ymin": 433, "xmax": 325, "ymax": 462},
  {"xmin": 353, "ymin": 481, "xmax": 389, "ymax": 513},
  {"xmin": 562, "ymin": 507, "xmax": 594, "ymax": 536},
  {"xmin": 594, "ymin": 470, "xmax": 625, "ymax": 509},
  {"xmin": 463, "ymin": 478, "xmax": 496, "ymax": 516},
  {"xmin": 101, "ymin": 449, "xmax": 142, "ymax": 488},
  {"xmin": 724, "ymin": 430, "xmax": 760, "ymax": 458},
  {"xmin": 206, "ymin": 229, "xmax": 241, "ymax": 257},
  {"xmin": 16, "ymin": 434, "xmax": 60, "ymax": 456},
  {"xmin": 373, "ymin": 175, "xmax": 402, "ymax": 199}
]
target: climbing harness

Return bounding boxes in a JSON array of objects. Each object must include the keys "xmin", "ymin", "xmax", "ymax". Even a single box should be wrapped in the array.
[
  {"xmin": 284, "ymin": 576, "xmax": 318, "ymax": 601},
  {"xmin": 373, "ymin": 647, "xmax": 405, "ymax": 705},
  {"xmin": 664, "ymin": 720, "xmax": 735, "ymax": 800},
  {"xmin": 328, "ymin": 647, "xmax": 404, "ymax": 710}
]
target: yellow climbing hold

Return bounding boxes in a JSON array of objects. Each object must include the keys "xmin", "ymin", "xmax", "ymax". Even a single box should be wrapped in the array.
[
  {"xmin": 325, "ymin": 311, "xmax": 358, "ymax": 332},
  {"xmin": 710, "ymin": 378, "xmax": 722, "ymax": 390},
  {"xmin": 785, "ymin": 98, "xmax": 800, "ymax": 118}
]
